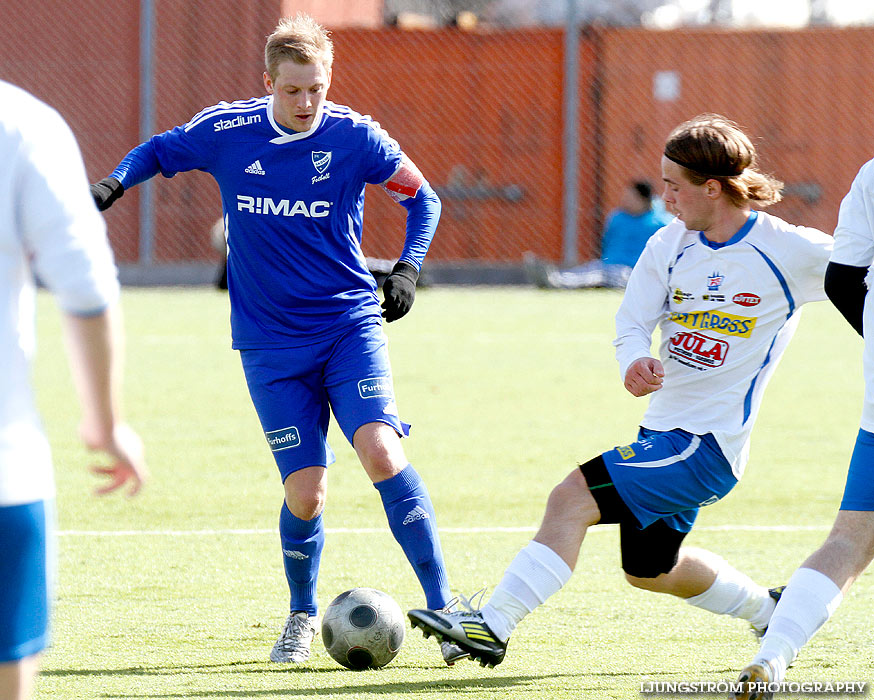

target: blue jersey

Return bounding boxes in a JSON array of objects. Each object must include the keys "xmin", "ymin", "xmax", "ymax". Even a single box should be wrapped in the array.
[{"xmin": 125, "ymin": 97, "xmax": 414, "ymax": 349}]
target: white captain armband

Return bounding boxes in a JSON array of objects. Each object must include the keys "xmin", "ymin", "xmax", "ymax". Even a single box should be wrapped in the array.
[{"xmin": 382, "ymin": 154, "xmax": 425, "ymax": 203}]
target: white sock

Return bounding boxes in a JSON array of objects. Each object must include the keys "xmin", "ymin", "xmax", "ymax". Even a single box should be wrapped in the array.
[
  {"xmin": 754, "ymin": 567, "xmax": 843, "ymax": 678},
  {"xmin": 685, "ymin": 564, "xmax": 775, "ymax": 629},
  {"xmin": 480, "ymin": 541, "xmax": 572, "ymax": 641}
]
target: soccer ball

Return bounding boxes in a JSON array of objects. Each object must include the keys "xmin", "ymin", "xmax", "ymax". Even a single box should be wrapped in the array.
[{"xmin": 321, "ymin": 588, "xmax": 405, "ymax": 670}]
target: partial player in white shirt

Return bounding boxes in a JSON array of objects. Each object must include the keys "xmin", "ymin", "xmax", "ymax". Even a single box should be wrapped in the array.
[
  {"xmin": 733, "ymin": 157, "xmax": 874, "ymax": 700},
  {"xmin": 408, "ymin": 114, "xmax": 832, "ymax": 671},
  {"xmin": 0, "ymin": 81, "xmax": 147, "ymax": 700}
]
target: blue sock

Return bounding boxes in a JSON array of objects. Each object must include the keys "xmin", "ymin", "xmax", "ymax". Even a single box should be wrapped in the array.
[
  {"xmin": 279, "ymin": 501, "xmax": 323, "ymax": 616},
  {"xmin": 374, "ymin": 464, "xmax": 451, "ymax": 610}
]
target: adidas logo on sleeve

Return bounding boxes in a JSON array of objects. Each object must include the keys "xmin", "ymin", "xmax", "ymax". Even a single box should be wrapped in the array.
[{"xmin": 245, "ymin": 160, "xmax": 266, "ymax": 175}]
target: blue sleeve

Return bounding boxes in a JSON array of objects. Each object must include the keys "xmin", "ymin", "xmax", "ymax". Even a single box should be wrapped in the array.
[
  {"xmin": 364, "ymin": 122, "xmax": 403, "ymax": 185},
  {"xmin": 110, "ymin": 122, "xmax": 213, "ymax": 188},
  {"xmin": 110, "ymin": 141, "xmax": 161, "ymax": 188},
  {"xmin": 397, "ymin": 181, "xmax": 440, "ymax": 270}
]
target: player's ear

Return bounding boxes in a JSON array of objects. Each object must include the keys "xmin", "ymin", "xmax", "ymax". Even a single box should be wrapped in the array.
[
  {"xmin": 263, "ymin": 71, "xmax": 274, "ymax": 94},
  {"xmin": 703, "ymin": 179, "xmax": 722, "ymax": 198}
]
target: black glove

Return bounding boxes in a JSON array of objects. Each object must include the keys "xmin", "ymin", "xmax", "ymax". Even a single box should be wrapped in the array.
[
  {"xmin": 90, "ymin": 177, "xmax": 124, "ymax": 211},
  {"xmin": 381, "ymin": 261, "xmax": 419, "ymax": 322}
]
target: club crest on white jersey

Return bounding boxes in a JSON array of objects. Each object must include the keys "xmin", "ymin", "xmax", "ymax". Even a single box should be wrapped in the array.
[{"xmin": 707, "ymin": 271, "xmax": 724, "ymax": 290}]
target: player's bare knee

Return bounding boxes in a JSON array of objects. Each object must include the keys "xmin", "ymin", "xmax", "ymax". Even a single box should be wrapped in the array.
[
  {"xmin": 361, "ymin": 451, "xmax": 405, "ymax": 483},
  {"xmin": 624, "ymin": 571, "xmax": 663, "ymax": 590},
  {"xmin": 283, "ymin": 474, "xmax": 327, "ymax": 520},
  {"xmin": 624, "ymin": 572, "xmax": 645, "ymax": 588},
  {"xmin": 286, "ymin": 492, "xmax": 324, "ymax": 521},
  {"xmin": 354, "ymin": 422, "xmax": 406, "ymax": 481},
  {"xmin": 546, "ymin": 470, "xmax": 600, "ymax": 526}
]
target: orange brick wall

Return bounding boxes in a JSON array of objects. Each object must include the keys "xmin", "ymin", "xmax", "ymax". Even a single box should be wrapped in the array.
[
  {"xmin": 330, "ymin": 28, "xmax": 598, "ymax": 262},
  {"xmin": 4, "ymin": 16, "xmax": 874, "ymax": 267},
  {"xmin": 597, "ymin": 26, "xmax": 874, "ymax": 238}
]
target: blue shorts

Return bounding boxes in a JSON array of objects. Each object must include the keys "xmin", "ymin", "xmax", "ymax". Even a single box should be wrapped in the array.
[
  {"xmin": 840, "ymin": 428, "xmax": 874, "ymax": 511},
  {"xmin": 602, "ymin": 428, "xmax": 737, "ymax": 532},
  {"xmin": 240, "ymin": 319, "xmax": 409, "ymax": 481},
  {"xmin": 0, "ymin": 500, "xmax": 53, "ymax": 662}
]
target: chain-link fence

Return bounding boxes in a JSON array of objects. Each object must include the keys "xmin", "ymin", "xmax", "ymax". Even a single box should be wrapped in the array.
[{"xmin": 2, "ymin": 1, "xmax": 874, "ymax": 280}]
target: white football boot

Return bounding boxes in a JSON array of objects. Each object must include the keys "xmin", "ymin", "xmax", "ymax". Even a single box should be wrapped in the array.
[{"xmin": 270, "ymin": 611, "xmax": 317, "ymax": 663}]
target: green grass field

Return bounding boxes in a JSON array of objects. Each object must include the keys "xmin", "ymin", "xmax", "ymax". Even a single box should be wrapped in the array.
[{"xmin": 30, "ymin": 286, "xmax": 874, "ymax": 699}]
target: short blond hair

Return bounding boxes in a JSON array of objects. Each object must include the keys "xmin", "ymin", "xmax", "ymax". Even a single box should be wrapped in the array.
[
  {"xmin": 265, "ymin": 13, "xmax": 333, "ymax": 79},
  {"xmin": 665, "ymin": 114, "xmax": 783, "ymax": 208}
]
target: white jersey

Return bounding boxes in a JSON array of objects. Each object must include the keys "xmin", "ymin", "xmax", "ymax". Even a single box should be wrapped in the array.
[
  {"xmin": 0, "ymin": 81, "xmax": 120, "ymax": 506},
  {"xmin": 615, "ymin": 211, "xmax": 832, "ymax": 478},
  {"xmin": 830, "ymin": 156, "xmax": 874, "ymax": 432}
]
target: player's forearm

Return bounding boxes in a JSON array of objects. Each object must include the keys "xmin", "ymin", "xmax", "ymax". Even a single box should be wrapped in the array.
[
  {"xmin": 110, "ymin": 141, "xmax": 161, "ymax": 189},
  {"xmin": 614, "ymin": 336, "xmax": 658, "ymax": 382},
  {"xmin": 613, "ymin": 257, "xmax": 664, "ymax": 379},
  {"xmin": 61, "ymin": 305, "xmax": 124, "ymax": 448},
  {"xmin": 824, "ymin": 261, "xmax": 867, "ymax": 337},
  {"xmin": 397, "ymin": 181, "xmax": 440, "ymax": 268}
]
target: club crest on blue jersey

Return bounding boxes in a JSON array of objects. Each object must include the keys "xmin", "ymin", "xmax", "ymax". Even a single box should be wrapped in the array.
[
  {"xmin": 312, "ymin": 151, "xmax": 332, "ymax": 174},
  {"xmin": 707, "ymin": 271, "xmax": 724, "ymax": 291}
]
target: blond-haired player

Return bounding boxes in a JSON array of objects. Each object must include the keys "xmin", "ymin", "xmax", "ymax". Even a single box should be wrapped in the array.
[{"xmin": 90, "ymin": 14, "xmax": 462, "ymax": 665}]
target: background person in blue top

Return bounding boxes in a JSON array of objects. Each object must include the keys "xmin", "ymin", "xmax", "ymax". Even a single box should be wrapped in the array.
[
  {"xmin": 90, "ymin": 13, "xmax": 462, "ymax": 665},
  {"xmin": 525, "ymin": 180, "xmax": 673, "ymax": 289}
]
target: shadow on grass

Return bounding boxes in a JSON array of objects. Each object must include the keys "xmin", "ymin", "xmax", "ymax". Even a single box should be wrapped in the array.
[{"xmin": 39, "ymin": 663, "xmax": 702, "ymax": 698}]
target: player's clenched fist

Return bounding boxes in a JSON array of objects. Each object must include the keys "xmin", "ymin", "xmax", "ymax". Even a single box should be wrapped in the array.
[
  {"xmin": 624, "ymin": 357, "xmax": 665, "ymax": 397},
  {"xmin": 90, "ymin": 176, "xmax": 124, "ymax": 211},
  {"xmin": 381, "ymin": 261, "xmax": 419, "ymax": 322}
]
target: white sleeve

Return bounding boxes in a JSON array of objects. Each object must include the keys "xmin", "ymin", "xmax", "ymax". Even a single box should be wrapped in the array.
[
  {"xmin": 16, "ymin": 105, "xmax": 120, "ymax": 315},
  {"xmin": 831, "ymin": 158, "xmax": 874, "ymax": 269},
  {"xmin": 781, "ymin": 225, "xmax": 833, "ymax": 306},
  {"xmin": 613, "ymin": 236, "xmax": 670, "ymax": 379}
]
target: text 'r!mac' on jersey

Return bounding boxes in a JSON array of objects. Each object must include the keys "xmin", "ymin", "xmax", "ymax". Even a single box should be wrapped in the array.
[{"xmin": 149, "ymin": 97, "xmax": 404, "ymax": 349}]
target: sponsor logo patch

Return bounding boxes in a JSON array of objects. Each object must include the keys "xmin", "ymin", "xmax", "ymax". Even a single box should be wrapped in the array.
[
  {"xmin": 237, "ymin": 195, "xmax": 330, "ymax": 217},
  {"xmin": 673, "ymin": 288, "xmax": 694, "ymax": 304},
  {"xmin": 215, "ymin": 114, "xmax": 261, "ymax": 131},
  {"xmin": 358, "ymin": 377, "xmax": 392, "ymax": 399},
  {"xmin": 669, "ymin": 310, "xmax": 756, "ymax": 338},
  {"xmin": 669, "ymin": 331, "xmax": 729, "ymax": 369},
  {"xmin": 244, "ymin": 159, "xmax": 266, "ymax": 175},
  {"xmin": 702, "ymin": 293, "xmax": 725, "ymax": 302},
  {"xmin": 616, "ymin": 445, "xmax": 636, "ymax": 460},
  {"xmin": 265, "ymin": 426, "xmax": 301, "ymax": 451},
  {"xmin": 733, "ymin": 292, "xmax": 761, "ymax": 307}
]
